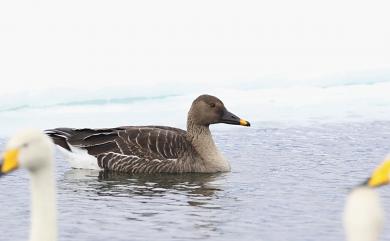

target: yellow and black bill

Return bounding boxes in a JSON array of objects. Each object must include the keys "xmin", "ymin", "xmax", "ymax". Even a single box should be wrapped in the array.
[
  {"xmin": 0, "ymin": 149, "xmax": 19, "ymax": 177},
  {"xmin": 220, "ymin": 110, "xmax": 250, "ymax": 127},
  {"xmin": 363, "ymin": 160, "xmax": 390, "ymax": 188}
]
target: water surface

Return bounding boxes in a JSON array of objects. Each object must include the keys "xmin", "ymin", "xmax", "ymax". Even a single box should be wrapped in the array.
[{"xmin": 1, "ymin": 122, "xmax": 390, "ymax": 241}]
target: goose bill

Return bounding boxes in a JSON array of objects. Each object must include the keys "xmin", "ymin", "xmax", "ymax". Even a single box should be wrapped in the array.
[{"xmin": 220, "ymin": 110, "xmax": 250, "ymax": 127}]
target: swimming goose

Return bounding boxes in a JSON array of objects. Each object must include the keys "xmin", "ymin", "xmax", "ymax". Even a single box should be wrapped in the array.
[
  {"xmin": 46, "ymin": 94, "xmax": 250, "ymax": 174},
  {"xmin": 0, "ymin": 130, "xmax": 56, "ymax": 241},
  {"xmin": 343, "ymin": 157, "xmax": 390, "ymax": 241}
]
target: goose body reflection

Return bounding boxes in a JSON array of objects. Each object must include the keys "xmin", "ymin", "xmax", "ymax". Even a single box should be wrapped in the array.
[{"xmin": 63, "ymin": 168, "xmax": 223, "ymax": 200}]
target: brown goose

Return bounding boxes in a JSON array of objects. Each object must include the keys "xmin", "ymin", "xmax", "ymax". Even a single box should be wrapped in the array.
[{"xmin": 45, "ymin": 94, "xmax": 250, "ymax": 174}]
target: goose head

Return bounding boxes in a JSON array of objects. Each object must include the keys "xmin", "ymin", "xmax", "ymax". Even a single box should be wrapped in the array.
[
  {"xmin": 0, "ymin": 129, "xmax": 54, "ymax": 176},
  {"xmin": 188, "ymin": 94, "xmax": 250, "ymax": 127}
]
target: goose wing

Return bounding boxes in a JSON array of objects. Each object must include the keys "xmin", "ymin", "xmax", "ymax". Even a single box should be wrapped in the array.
[{"xmin": 46, "ymin": 126, "xmax": 191, "ymax": 173}]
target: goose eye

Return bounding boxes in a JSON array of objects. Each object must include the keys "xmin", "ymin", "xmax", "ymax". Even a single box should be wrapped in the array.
[{"xmin": 210, "ymin": 103, "xmax": 216, "ymax": 108}]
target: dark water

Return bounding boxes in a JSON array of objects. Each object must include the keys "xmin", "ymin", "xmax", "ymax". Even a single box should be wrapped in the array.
[{"xmin": 1, "ymin": 122, "xmax": 390, "ymax": 241}]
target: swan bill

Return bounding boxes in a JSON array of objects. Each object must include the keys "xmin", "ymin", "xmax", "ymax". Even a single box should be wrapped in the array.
[
  {"xmin": 0, "ymin": 149, "xmax": 19, "ymax": 176},
  {"xmin": 367, "ymin": 160, "xmax": 390, "ymax": 187}
]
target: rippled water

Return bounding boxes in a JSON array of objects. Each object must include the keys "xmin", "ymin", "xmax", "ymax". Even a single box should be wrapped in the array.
[{"xmin": 1, "ymin": 122, "xmax": 390, "ymax": 241}]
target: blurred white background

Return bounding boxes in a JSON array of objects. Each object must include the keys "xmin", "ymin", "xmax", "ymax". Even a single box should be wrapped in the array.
[{"xmin": 0, "ymin": 0, "xmax": 389, "ymax": 134}]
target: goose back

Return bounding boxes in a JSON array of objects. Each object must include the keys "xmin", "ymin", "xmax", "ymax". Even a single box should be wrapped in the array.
[{"xmin": 46, "ymin": 126, "xmax": 202, "ymax": 173}]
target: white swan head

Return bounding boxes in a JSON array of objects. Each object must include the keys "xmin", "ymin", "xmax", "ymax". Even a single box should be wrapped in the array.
[
  {"xmin": 0, "ymin": 129, "xmax": 54, "ymax": 176},
  {"xmin": 343, "ymin": 157, "xmax": 390, "ymax": 241}
]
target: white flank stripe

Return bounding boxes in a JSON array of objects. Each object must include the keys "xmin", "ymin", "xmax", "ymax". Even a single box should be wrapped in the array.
[{"xmin": 56, "ymin": 145, "xmax": 102, "ymax": 170}]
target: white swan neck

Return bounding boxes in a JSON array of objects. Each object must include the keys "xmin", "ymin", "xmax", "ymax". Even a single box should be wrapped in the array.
[
  {"xmin": 343, "ymin": 187, "xmax": 384, "ymax": 241},
  {"xmin": 29, "ymin": 166, "xmax": 57, "ymax": 241}
]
